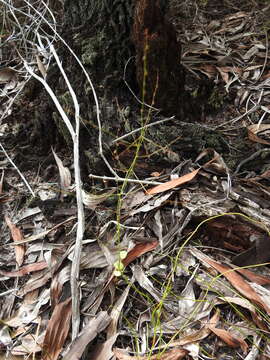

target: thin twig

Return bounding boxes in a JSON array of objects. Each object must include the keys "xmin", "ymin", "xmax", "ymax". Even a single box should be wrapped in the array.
[
  {"xmin": 112, "ymin": 116, "xmax": 175, "ymax": 144},
  {"xmin": 123, "ymin": 57, "xmax": 160, "ymax": 111},
  {"xmin": 24, "ymin": 44, "xmax": 85, "ymax": 338},
  {"xmin": 89, "ymin": 174, "xmax": 163, "ymax": 185},
  {"xmin": 0, "ymin": 142, "xmax": 35, "ymax": 197},
  {"xmin": 50, "ymin": 44, "xmax": 85, "ymax": 340}
]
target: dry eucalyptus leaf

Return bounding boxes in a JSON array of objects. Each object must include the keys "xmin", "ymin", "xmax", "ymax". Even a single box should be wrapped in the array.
[
  {"xmin": 52, "ymin": 148, "xmax": 71, "ymax": 200},
  {"xmin": 82, "ymin": 188, "xmax": 116, "ymax": 209}
]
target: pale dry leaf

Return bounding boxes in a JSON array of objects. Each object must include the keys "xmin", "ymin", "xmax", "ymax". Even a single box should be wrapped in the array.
[
  {"xmin": 11, "ymin": 332, "xmax": 45, "ymax": 356},
  {"xmin": 107, "ymin": 282, "xmax": 133, "ymax": 338},
  {"xmin": 0, "ymin": 170, "xmax": 4, "ymax": 194},
  {"xmin": 89, "ymin": 334, "xmax": 118, "ymax": 360},
  {"xmin": 153, "ymin": 210, "xmax": 163, "ymax": 249},
  {"xmin": 178, "ymin": 281, "xmax": 195, "ymax": 315},
  {"xmin": 132, "ymin": 265, "xmax": 163, "ymax": 304},
  {"xmin": 0, "ymin": 326, "xmax": 12, "ymax": 347},
  {"xmin": 249, "ymin": 283, "xmax": 270, "ymax": 311},
  {"xmin": 82, "ymin": 188, "xmax": 116, "ymax": 209},
  {"xmin": 52, "ymin": 148, "xmax": 71, "ymax": 200},
  {"xmin": 61, "ymin": 311, "xmax": 111, "ymax": 360},
  {"xmin": 130, "ymin": 192, "xmax": 172, "ymax": 216},
  {"xmin": 219, "ymin": 296, "xmax": 256, "ymax": 314},
  {"xmin": 244, "ymin": 335, "xmax": 261, "ymax": 360}
]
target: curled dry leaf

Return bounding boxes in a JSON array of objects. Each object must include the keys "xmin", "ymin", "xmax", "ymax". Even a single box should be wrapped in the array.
[
  {"xmin": 0, "ymin": 67, "xmax": 16, "ymax": 83},
  {"xmin": 52, "ymin": 148, "xmax": 71, "ymax": 200},
  {"xmin": 82, "ymin": 188, "xmax": 116, "ymax": 209},
  {"xmin": 247, "ymin": 124, "xmax": 270, "ymax": 145}
]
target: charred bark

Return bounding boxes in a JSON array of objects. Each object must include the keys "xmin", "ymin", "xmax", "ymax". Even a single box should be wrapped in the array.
[{"xmin": 132, "ymin": 0, "xmax": 185, "ymax": 117}]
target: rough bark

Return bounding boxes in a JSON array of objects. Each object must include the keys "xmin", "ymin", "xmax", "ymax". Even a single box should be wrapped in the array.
[
  {"xmin": 28, "ymin": 1, "xmax": 185, "ymax": 169},
  {"xmin": 18, "ymin": 0, "xmax": 194, "ymax": 179},
  {"xmin": 132, "ymin": 0, "xmax": 184, "ymax": 117}
]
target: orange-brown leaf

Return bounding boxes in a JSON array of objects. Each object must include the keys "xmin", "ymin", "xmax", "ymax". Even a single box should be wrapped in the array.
[
  {"xmin": 146, "ymin": 169, "xmax": 200, "ymax": 195},
  {"xmin": 5, "ymin": 215, "xmax": 25, "ymax": 266},
  {"xmin": 235, "ymin": 267, "xmax": 270, "ymax": 286},
  {"xmin": 208, "ymin": 326, "xmax": 248, "ymax": 353},
  {"xmin": 204, "ymin": 258, "xmax": 270, "ymax": 314},
  {"xmin": 123, "ymin": 241, "xmax": 158, "ymax": 267}
]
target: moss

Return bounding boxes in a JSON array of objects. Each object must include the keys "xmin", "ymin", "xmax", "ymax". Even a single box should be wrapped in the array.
[
  {"xmin": 208, "ymin": 87, "xmax": 225, "ymax": 110},
  {"xmin": 81, "ymin": 33, "xmax": 105, "ymax": 66},
  {"xmin": 197, "ymin": 0, "xmax": 209, "ymax": 7}
]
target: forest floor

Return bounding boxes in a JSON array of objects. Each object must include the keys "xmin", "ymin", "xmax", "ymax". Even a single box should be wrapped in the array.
[{"xmin": 0, "ymin": 0, "xmax": 270, "ymax": 359}]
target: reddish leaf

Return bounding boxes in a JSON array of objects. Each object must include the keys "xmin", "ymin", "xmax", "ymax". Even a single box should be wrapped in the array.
[
  {"xmin": 0, "ymin": 261, "xmax": 47, "ymax": 277},
  {"xmin": 42, "ymin": 297, "xmax": 72, "ymax": 360},
  {"xmin": 5, "ymin": 215, "xmax": 25, "ymax": 266},
  {"xmin": 123, "ymin": 241, "xmax": 158, "ymax": 267},
  {"xmin": 234, "ymin": 267, "xmax": 270, "ymax": 286},
  {"xmin": 208, "ymin": 326, "xmax": 248, "ymax": 353},
  {"xmin": 203, "ymin": 257, "xmax": 270, "ymax": 314}
]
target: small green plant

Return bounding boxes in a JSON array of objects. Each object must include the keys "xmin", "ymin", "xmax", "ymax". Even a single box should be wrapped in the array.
[{"xmin": 113, "ymin": 250, "xmax": 127, "ymax": 277}]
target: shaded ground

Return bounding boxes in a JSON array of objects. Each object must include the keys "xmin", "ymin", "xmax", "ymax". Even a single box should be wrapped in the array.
[{"xmin": 0, "ymin": 0, "xmax": 270, "ymax": 359}]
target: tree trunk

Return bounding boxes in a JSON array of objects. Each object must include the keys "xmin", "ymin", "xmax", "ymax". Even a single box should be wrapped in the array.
[
  {"xmin": 30, "ymin": 0, "xmax": 186, "ymax": 175},
  {"xmin": 132, "ymin": 0, "xmax": 184, "ymax": 117}
]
